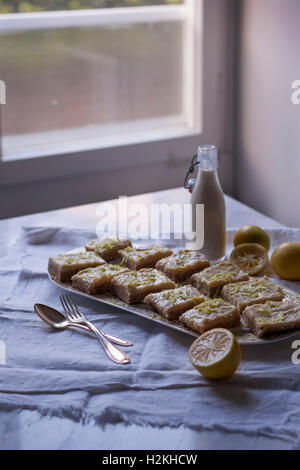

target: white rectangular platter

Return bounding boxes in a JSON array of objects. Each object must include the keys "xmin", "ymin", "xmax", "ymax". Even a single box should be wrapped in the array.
[{"xmin": 48, "ymin": 271, "xmax": 300, "ymax": 346}]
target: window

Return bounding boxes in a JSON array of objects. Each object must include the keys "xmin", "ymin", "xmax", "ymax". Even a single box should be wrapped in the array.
[{"xmin": 0, "ymin": 0, "xmax": 202, "ymax": 163}]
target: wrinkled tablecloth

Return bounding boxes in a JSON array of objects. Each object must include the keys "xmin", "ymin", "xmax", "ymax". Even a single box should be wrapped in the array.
[{"xmin": 0, "ymin": 226, "xmax": 300, "ymax": 446}]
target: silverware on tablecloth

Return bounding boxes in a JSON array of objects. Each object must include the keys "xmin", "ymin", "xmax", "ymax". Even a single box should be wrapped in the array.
[
  {"xmin": 60, "ymin": 294, "xmax": 130, "ymax": 365},
  {"xmin": 34, "ymin": 303, "xmax": 133, "ymax": 347}
]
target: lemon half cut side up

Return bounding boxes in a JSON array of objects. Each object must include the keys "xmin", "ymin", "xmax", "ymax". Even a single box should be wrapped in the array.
[{"xmin": 189, "ymin": 329, "xmax": 241, "ymax": 380}]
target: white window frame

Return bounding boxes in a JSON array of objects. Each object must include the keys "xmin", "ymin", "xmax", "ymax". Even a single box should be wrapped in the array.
[
  {"xmin": 0, "ymin": 0, "xmax": 237, "ymax": 204},
  {"xmin": 0, "ymin": 0, "xmax": 205, "ymax": 188}
]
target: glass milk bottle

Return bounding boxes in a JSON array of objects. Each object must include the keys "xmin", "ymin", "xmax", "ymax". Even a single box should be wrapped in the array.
[{"xmin": 187, "ymin": 145, "xmax": 226, "ymax": 263}]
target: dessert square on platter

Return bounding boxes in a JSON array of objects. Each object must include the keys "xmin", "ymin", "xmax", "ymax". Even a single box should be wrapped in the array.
[
  {"xmin": 191, "ymin": 261, "xmax": 249, "ymax": 297},
  {"xmin": 221, "ymin": 277, "xmax": 284, "ymax": 313},
  {"xmin": 179, "ymin": 298, "xmax": 240, "ymax": 334},
  {"xmin": 119, "ymin": 245, "xmax": 173, "ymax": 270},
  {"xmin": 71, "ymin": 264, "xmax": 129, "ymax": 295},
  {"xmin": 243, "ymin": 300, "xmax": 300, "ymax": 337},
  {"xmin": 144, "ymin": 285, "xmax": 205, "ymax": 320},
  {"xmin": 111, "ymin": 268, "xmax": 175, "ymax": 304},
  {"xmin": 85, "ymin": 236, "xmax": 132, "ymax": 261},
  {"xmin": 48, "ymin": 252, "xmax": 105, "ymax": 282},
  {"xmin": 156, "ymin": 250, "xmax": 210, "ymax": 282}
]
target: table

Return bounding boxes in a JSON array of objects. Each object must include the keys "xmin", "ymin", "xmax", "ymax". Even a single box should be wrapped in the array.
[{"xmin": 0, "ymin": 188, "xmax": 289, "ymax": 450}]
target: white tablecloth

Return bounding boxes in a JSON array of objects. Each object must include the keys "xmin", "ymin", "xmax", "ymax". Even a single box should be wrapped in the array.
[{"xmin": 0, "ymin": 225, "xmax": 300, "ymax": 448}]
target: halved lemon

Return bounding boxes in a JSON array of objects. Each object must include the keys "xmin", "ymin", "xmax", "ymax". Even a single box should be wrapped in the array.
[
  {"xmin": 230, "ymin": 243, "xmax": 268, "ymax": 275},
  {"xmin": 189, "ymin": 329, "xmax": 241, "ymax": 380}
]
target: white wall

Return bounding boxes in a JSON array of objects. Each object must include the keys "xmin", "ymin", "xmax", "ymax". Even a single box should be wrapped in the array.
[{"xmin": 236, "ymin": 0, "xmax": 300, "ymax": 227}]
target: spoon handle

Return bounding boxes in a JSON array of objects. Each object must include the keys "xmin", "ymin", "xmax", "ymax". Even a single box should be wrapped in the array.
[{"xmin": 68, "ymin": 323, "xmax": 133, "ymax": 347}]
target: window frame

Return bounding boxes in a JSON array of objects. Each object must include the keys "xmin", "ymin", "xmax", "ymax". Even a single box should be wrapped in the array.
[{"xmin": 0, "ymin": 0, "xmax": 204, "ymax": 187}]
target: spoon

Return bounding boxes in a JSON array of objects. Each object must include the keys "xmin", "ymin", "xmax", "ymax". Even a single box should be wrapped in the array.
[{"xmin": 34, "ymin": 303, "xmax": 133, "ymax": 347}]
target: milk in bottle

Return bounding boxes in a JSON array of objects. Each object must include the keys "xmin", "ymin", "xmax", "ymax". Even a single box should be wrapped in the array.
[{"xmin": 189, "ymin": 145, "xmax": 226, "ymax": 262}]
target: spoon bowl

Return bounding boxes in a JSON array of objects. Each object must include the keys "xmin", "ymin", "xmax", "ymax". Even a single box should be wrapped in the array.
[{"xmin": 34, "ymin": 303, "xmax": 70, "ymax": 328}]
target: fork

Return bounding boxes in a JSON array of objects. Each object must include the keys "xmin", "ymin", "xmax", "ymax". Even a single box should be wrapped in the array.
[{"xmin": 60, "ymin": 294, "xmax": 130, "ymax": 365}]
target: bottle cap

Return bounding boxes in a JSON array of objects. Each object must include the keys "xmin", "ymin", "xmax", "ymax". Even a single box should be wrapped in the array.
[{"xmin": 197, "ymin": 145, "xmax": 218, "ymax": 170}]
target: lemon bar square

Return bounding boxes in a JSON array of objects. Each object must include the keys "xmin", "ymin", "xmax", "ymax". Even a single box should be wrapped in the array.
[
  {"xmin": 111, "ymin": 268, "xmax": 175, "ymax": 304},
  {"xmin": 71, "ymin": 264, "xmax": 129, "ymax": 295},
  {"xmin": 156, "ymin": 250, "xmax": 210, "ymax": 282},
  {"xmin": 119, "ymin": 245, "xmax": 173, "ymax": 270},
  {"xmin": 221, "ymin": 277, "xmax": 284, "ymax": 313},
  {"xmin": 243, "ymin": 300, "xmax": 300, "ymax": 337},
  {"xmin": 179, "ymin": 298, "xmax": 240, "ymax": 334},
  {"xmin": 191, "ymin": 261, "xmax": 249, "ymax": 297},
  {"xmin": 48, "ymin": 252, "xmax": 105, "ymax": 282},
  {"xmin": 85, "ymin": 236, "xmax": 132, "ymax": 261},
  {"xmin": 144, "ymin": 285, "xmax": 205, "ymax": 321}
]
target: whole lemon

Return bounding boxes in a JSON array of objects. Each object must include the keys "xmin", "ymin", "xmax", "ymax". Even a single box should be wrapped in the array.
[
  {"xmin": 271, "ymin": 242, "xmax": 300, "ymax": 281},
  {"xmin": 234, "ymin": 225, "xmax": 270, "ymax": 251}
]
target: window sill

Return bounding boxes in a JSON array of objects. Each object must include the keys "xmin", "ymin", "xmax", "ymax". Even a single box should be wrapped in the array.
[
  {"xmin": 2, "ymin": 115, "xmax": 198, "ymax": 162},
  {"xmin": 0, "ymin": 121, "xmax": 202, "ymax": 187}
]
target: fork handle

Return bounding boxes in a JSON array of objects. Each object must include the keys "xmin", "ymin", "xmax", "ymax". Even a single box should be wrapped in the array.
[
  {"xmin": 67, "ymin": 323, "xmax": 133, "ymax": 347},
  {"xmin": 84, "ymin": 320, "xmax": 131, "ymax": 365},
  {"xmin": 101, "ymin": 332, "xmax": 133, "ymax": 347}
]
